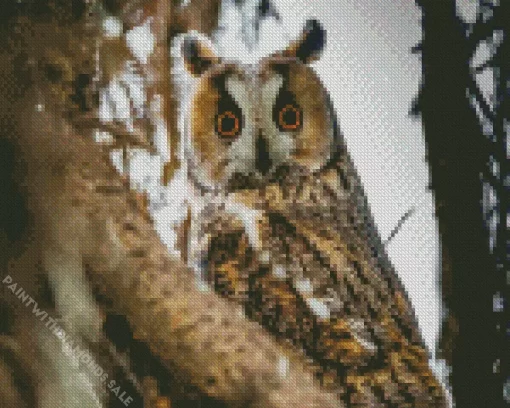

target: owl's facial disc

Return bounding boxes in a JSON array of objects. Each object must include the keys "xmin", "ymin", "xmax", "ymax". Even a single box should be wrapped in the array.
[
  {"xmin": 188, "ymin": 63, "xmax": 333, "ymax": 192},
  {"xmin": 222, "ymin": 72, "xmax": 305, "ymax": 186},
  {"xmin": 224, "ymin": 73, "xmax": 291, "ymax": 177},
  {"xmin": 183, "ymin": 19, "xmax": 333, "ymax": 192}
]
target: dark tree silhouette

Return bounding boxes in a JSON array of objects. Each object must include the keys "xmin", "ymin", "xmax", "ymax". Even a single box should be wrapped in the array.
[{"xmin": 414, "ymin": 0, "xmax": 509, "ymax": 406}]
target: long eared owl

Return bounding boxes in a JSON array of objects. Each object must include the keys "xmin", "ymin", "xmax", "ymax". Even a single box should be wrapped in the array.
[{"xmin": 179, "ymin": 19, "xmax": 447, "ymax": 407}]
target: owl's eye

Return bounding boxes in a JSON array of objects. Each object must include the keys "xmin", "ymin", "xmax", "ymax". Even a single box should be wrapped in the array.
[
  {"xmin": 273, "ymin": 90, "xmax": 303, "ymax": 132},
  {"xmin": 278, "ymin": 104, "xmax": 302, "ymax": 131},
  {"xmin": 216, "ymin": 111, "xmax": 241, "ymax": 139}
]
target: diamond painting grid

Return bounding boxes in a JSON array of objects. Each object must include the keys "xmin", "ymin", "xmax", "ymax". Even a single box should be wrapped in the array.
[{"xmin": 0, "ymin": 1, "xmax": 467, "ymax": 406}]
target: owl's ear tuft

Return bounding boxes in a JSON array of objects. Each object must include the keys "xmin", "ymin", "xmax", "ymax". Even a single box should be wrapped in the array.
[
  {"xmin": 182, "ymin": 36, "xmax": 219, "ymax": 76},
  {"xmin": 283, "ymin": 19, "xmax": 326, "ymax": 64}
]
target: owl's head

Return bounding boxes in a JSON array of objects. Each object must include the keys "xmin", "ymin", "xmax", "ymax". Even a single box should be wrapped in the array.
[{"xmin": 182, "ymin": 19, "xmax": 338, "ymax": 192}]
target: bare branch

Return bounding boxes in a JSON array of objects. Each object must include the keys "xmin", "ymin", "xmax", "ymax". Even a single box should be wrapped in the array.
[{"xmin": 384, "ymin": 208, "xmax": 416, "ymax": 246}]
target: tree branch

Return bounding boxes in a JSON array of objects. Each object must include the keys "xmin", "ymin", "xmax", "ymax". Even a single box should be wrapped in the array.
[{"xmin": 1, "ymin": 74, "xmax": 342, "ymax": 408}]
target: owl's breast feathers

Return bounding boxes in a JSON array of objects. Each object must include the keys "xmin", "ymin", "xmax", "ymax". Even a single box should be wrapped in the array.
[{"xmin": 202, "ymin": 156, "xmax": 447, "ymax": 406}]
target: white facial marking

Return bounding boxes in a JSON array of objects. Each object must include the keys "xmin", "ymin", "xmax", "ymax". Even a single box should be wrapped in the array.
[
  {"xmin": 260, "ymin": 74, "xmax": 296, "ymax": 167},
  {"xmin": 223, "ymin": 76, "xmax": 257, "ymax": 179},
  {"xmin": 261, "ymin": 75, "xmax": 284, "ymax": 107},
  {"xmin": 226, "ymin": 76, "xmax": 250, "ymax": 107}
]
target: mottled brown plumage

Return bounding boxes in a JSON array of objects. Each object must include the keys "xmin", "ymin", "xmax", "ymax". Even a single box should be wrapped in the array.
[{"xmin": 200, "ymin": 157, "xmax": 446, "ymax": 407}]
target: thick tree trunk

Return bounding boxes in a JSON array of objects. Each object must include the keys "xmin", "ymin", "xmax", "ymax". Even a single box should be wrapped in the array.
[
  {"xmin": 415, "ymin": 1, "xmax": 500, "ymax": 406},
  {"xmin": 0, "ymin": 2, "xmax": 340, "ymax": 407}
]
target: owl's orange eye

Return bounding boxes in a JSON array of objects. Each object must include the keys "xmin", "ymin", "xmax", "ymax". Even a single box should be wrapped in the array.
[
  {"xmin": 278, "ymin": 104, "xmax": 302, "ymax": 131},
  {"xmin": 216, "ymin": 111, "xmax": 241, "ymax": 138}
]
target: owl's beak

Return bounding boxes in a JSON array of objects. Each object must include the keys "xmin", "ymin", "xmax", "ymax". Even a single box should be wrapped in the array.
[{"xmin": 255, "ymin": 133, "xmax": 272, "ymax": 175}]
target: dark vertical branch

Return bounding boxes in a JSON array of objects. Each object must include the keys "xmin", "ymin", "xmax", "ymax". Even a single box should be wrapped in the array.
[
  {"xmin": 414, "ymin": 0, "xmax": 500, "ymax": 406},
  {"xmin": 492, "ymin": 1, "xmax": 510, "ymax": 403}
]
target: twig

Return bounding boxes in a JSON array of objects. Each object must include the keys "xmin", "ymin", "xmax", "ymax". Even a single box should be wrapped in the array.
[{"xmin": 384, "ymin": 207, "xmax": 416, "ymax": 246}]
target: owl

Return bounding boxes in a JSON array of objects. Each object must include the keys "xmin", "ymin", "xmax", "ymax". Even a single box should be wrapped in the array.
[{"xmin": 179, "ymin": 19, "xmax": 448, "ymax": 407}]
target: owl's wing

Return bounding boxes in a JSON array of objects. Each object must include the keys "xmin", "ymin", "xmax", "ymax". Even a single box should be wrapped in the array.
[
  {"xmin": 264, "ymin": 151, "xmax": 424, "ymax": 341},
  {"xmin": 256, "ymin": 156, "xmax": 447, "ymax": 405},
  {"xmin": 204, "ymin": 179, "xmax": 447, "ymax": 405},
  {"xmin": 201, "ymin": 150, "xmax": 447, "ymax": 405},
  {"xmin": 331, "ymin": 137, "xmax": 425, "ymax": 346},
  {"xmin": 329, "ymin": 100, "xmax": 423, "ymax": 346}
]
